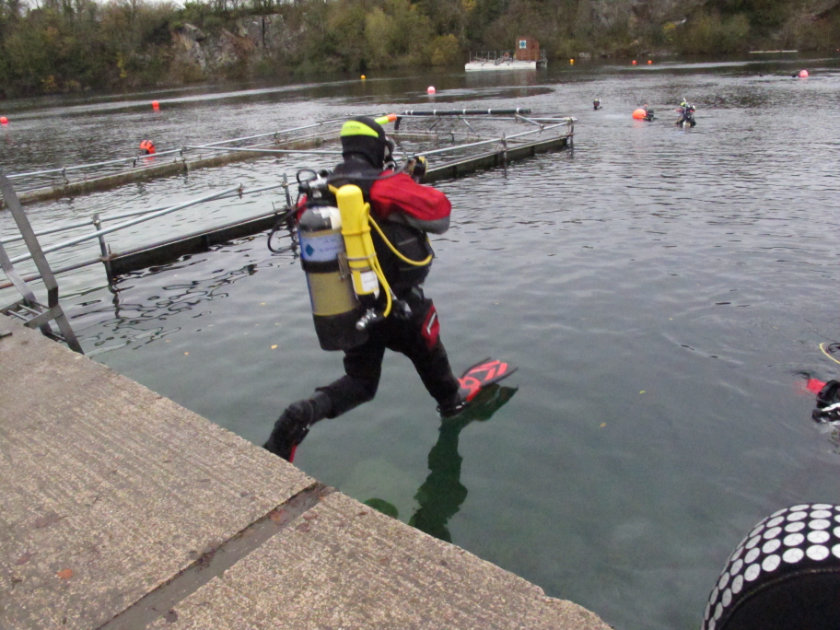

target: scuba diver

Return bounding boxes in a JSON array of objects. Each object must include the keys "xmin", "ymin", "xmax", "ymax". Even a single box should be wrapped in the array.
[
  {"xmin": 264, "ymin": 116, "xmax": 466, "ymax": 462},
  {"xmin": 676, "ymin": 100, "xmax": 696, "ymax": 127},
  {"xmin": 139, "ymin": 139, "xmax": 156, "ymax": 154},
  {"xmin": 593, "ymin": 98, "xmax": 601, "ymax": 110},
  {"xmin": 632, "ymin": 105, "xmax": 655, "ymax": 121}
]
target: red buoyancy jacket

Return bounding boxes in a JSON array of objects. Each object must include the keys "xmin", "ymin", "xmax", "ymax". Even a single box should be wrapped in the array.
[{"xmin": 370, "ymin": 171, "xmax": 451, "ymax": 235}]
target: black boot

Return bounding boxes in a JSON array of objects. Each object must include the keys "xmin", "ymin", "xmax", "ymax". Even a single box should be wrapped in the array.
[
  {"xmin": 264, "ymin": 391, "xmax": 332, "ymax": 461},
  {"xmin": 437, "ymin": 391, "xmax": 467, "ymax": 418}
]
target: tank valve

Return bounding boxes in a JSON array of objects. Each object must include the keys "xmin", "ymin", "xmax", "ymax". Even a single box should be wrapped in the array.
[{"xmin": 356, "ymin": 308, "xmax": 383, "ymax": 331}]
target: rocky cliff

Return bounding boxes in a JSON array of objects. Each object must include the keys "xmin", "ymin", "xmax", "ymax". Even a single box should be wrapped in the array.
[{"xmin": 169, "ymin": 0, "xmax": 840, "ymax": 79}]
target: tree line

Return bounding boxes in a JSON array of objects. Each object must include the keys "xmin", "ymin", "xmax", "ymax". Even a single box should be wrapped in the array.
[{"xmin": 1, "ymin": 0, "xmax": 838, "ymax": 98}]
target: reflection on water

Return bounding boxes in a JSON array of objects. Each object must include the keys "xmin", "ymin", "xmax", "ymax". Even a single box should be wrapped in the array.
[
  {"xmin": 81, "ymin": 252, "xmax": 264, "ymax": 353},
  {"xmin": 366, "ymin": 385, "xmax": 517, "ymax": 542}
]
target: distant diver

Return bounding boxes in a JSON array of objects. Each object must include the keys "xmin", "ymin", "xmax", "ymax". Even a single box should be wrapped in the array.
[
  {"xmin": 676, "ymin": 100, "xmax": 696, "ymax": 128},
  {"xmin": 139, "ymin": 139, "xmax": 156, "ymax": 154},
  {"xmin": 632, "ymin": 105, "xmax": 655, "ymax": 121}
]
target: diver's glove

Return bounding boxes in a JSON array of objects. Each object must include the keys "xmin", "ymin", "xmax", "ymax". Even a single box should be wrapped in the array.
[
  {"xmin": 407, "ymin": 155, "xmax": 427, "ymax": 183},
  {"xmin": 264, "ymin": 391, "xmax": 332, "ymax": 461}
]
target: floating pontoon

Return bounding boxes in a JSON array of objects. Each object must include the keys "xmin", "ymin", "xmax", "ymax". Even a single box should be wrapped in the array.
[{"xmin": 1, "ymin": 110, "xmax": 573, "ymax": 293}]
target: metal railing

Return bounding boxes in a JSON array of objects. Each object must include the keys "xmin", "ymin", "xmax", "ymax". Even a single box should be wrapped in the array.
[
  {"xmin": 1, "ymin": 113, "xmax": 574, "ymax": 290},
  {"xmin": 3, "ymin": 117, "xmax": 349, "ymax": 197},
  {"xmin": 0, "ymin": 179, "xmax": 293, "ymax": 290},
  {"xmin": 3, "ymin": 114, "xmax": 573, "ymax": 197}
]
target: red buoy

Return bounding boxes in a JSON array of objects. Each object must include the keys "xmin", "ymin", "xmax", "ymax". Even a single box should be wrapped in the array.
[
  {"xmin": 152, "ymin": 100, "xmax": 160, "ymax": 111},
  {"xmin": 0, "ymin": 116, "xmax": 8, "ymax": 126},
  {"xmin": 798, "ymin": 69, "xmax": 809, "ymax": 78}
]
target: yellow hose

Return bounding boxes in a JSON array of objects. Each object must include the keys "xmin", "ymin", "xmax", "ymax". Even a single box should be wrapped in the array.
[{"xmin": 368, "ymin": 215, "xmax": 433, "ymax": 267}]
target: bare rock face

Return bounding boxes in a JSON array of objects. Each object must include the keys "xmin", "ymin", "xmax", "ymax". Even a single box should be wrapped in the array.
[
  {"xmin": 583, "ymin": 0, "xmax": 840, "ymax": 37},
  {"xmin": 172, "ymin": 22, "xmax": 256, "ymax": 77},
  {"xmin": 173, "ymin": 23, "xmax": 209, "ymax": 72},
  {"xmin": 583, "ymin": 0, "xmax": 704, "ymax": 33},
  {"xmin": 167, "ymin": 0, "xmax": 840, "ymax": 77}
]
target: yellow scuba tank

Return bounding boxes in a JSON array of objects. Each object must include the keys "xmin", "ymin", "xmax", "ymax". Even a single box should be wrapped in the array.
[{"xmin": 297, "ymin": 201, "xmax": 369, "ymax": 351}]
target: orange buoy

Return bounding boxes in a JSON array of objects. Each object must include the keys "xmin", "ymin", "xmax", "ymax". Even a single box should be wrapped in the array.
[
  {"xmin": 632, "ymin": 108, "xmax": 647, "ymax": 120},
  {"xmin": 647, "ymin": 59, "xmax": 653, "ymax": 65},
  {"xmin": 139, "ymin": 139, "xmax": 156, "ymax": 154},
  {"xmin": 152, "ymin": 100, "xmax": 160, "ymax": 111},
  {"xmin": 0, "ymin": 116, "xmax": 7, "ymax": 126}
]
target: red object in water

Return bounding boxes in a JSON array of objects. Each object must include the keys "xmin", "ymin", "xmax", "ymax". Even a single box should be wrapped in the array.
[
  {"xmin": 0, "ymin": 116, "xmax": 8, "ymax": 126},
  {"xmin": 152, "ymin": 100, "xmax": 160, "ymax": 111},
  {"xmin": 805, "ymin": 378, "xmax": 826, "ymax": 394}
]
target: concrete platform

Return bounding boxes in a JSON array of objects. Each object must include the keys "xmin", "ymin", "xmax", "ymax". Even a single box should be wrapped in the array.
[{"xmin": 0, "ymin": 320, "xmax": 611, "ymax": 630}]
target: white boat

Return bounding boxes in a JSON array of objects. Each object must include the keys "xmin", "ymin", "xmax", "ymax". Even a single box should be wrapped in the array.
[
  {"xmin": 465, "ymin": 37, "xmax": 547, "ymax": 72},
  {"xmin": 465, "ymin": 56, "xmax": 539, "ymax": 72}
]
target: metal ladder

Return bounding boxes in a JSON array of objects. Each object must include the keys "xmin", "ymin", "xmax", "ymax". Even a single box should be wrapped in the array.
[{"xmin": 0, "ymin": 169, "xmax": 83, "ymax": 353}]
